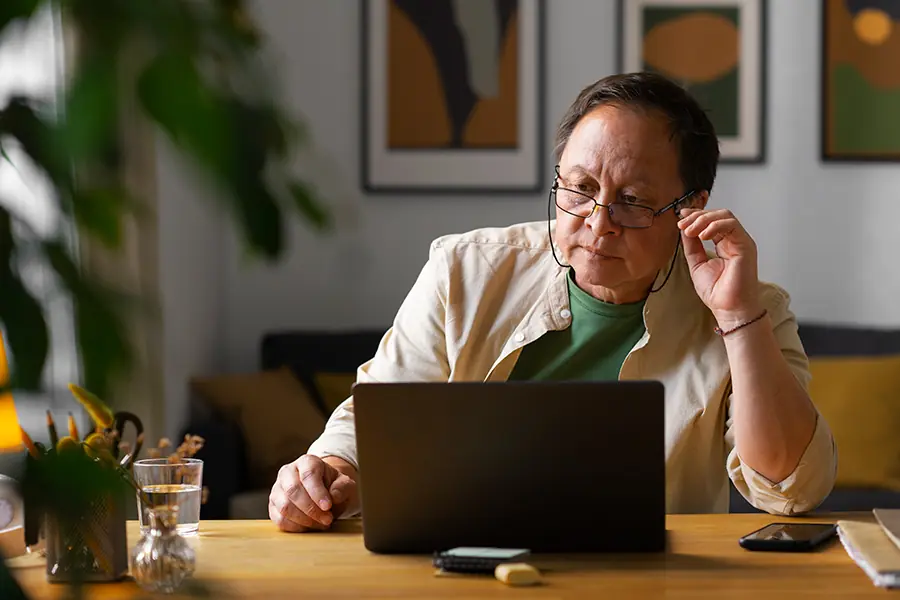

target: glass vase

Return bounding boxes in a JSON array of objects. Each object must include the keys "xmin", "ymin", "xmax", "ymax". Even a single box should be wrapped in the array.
[{"xmin": 130, "ymin": 505, "xmax": 196, "ymax": 594}]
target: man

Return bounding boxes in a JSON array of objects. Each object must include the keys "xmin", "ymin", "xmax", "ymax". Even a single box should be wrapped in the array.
[{"xmin": 270, "ymin": 72, "xmax": 837, "ymax": 532}]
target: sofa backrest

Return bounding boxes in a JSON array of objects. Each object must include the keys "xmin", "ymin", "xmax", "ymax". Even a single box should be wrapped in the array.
[
  {"xmin": 260, "ymin": 330, "xmax": 386, "ymax": 414},
  {"xmin": 798, "ymin": 322, "xmax": 900, "ymax": 358}
]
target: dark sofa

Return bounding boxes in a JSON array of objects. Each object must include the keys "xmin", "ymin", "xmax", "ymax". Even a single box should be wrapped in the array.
[{"xmin": 188, "ymin": 323, "xmax": 900, "ymax": 517}]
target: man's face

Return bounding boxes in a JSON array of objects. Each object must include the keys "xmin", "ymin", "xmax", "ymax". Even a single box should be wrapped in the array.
[{"xmin": 555, "ymin": 104, "xmax": 705, "ymax": 302}]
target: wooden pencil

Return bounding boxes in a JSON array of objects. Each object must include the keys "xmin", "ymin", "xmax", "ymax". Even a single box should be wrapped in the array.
[
  {"xmin": 19, "ymin": 426, "xmax": 39, "ymax": 458},
  {"xmin": 46, "ymin": 409, "xmax": 59, "ymax": 447},
  {"xmin": 67, "ymin": 412, "xmax": 79, "ymax": 440}
]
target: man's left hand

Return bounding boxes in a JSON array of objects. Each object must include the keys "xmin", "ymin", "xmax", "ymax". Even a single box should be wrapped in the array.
[{"xmin": 677, "ymin": 208, "xmax": 762, "ymax": 330}]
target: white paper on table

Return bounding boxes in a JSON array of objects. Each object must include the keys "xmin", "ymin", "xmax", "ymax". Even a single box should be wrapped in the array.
[{"xmin": 838, "ymin": 520, "xmax": 900, "ymax": 588}]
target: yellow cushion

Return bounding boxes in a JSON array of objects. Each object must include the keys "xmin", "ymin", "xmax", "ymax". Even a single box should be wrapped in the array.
[
  {"xmin": 191, "ymin": 367, "xmax": 326, "ymax": 489},
  {"xmin": 809, "ymin": 355, "xmax": 900, "ymax": 491},
  {"xmin": 313, "ymin": 372, "xmax": 357, "ymax": 414}
]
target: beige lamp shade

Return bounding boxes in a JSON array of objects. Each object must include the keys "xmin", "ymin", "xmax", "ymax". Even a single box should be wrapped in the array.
[{"xmin": 0, "ymin": 331, "xmax": 22, "ymax": 453}]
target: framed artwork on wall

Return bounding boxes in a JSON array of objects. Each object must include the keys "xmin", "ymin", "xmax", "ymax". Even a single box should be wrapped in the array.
[
  {"xmin": 822, "ymin": 0, "xmax": 900, "ymax": 162},
  {"xmin": 361, "ymin": 0, "xmax": 545, "ymax": 194},
  {"xmin": 619, "ymin": 0, "xmax": 767, "ymax": 163}
]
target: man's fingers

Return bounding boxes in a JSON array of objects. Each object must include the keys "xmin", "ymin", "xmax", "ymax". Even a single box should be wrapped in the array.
[
  {"xmin": 279, "ymin": 459, "xmax": 333, "ymax": 526},
  {"xmin": 329, "ymin": 473, "xmax": 357, "ymax": 508},
  {"xmin": 270, "ymin": 500, "xmax": 304, "ymax": 532},
  {"xmin": 676, "ymin": 207, "xmax": 702, "ymax": 226},
  {"xmin": 696, "ymin": 219, "xmax": 739, "ymax": 243},
  {"xmin": 269, "ymin": 486, "xmax": 326, "ymax": 532},
  {"xmin": 277, "ymin": 461, "xmax": 303, "ymax": 499},
  {"xmin": 329, "ymin": 480, "xmax": 345, "ymax": 505},
  {"xmin": 679, "ymin": 210, "xmax": 734, "ymax": 237},
  {"xmin": 286, "ymin": 483, "xmax": 333, "ymax": 527},
  {"xmin": 299, "ymin": 459, "xmax": 336, "ymax": 514},
  {"xmin": 269, "ymin": 456, "xmax": 360, "ymax": 530},
  {"xmin": 676, "ymin": 208, "xmax": 709, "ymax": 230},
  {"xmin": 681, "ymin": 230, "xmax": 708, "ymax": 270}
]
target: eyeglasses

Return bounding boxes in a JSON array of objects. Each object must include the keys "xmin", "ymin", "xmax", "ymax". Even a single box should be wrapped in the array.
[{"xmin": 551, "ymin": 165, "xmax": 697, "ymax": 229}]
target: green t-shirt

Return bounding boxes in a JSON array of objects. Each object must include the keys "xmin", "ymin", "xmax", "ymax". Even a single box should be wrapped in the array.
[{"xmin": 508, "ymin": 269, "xmax": 647, "ymax": 381}]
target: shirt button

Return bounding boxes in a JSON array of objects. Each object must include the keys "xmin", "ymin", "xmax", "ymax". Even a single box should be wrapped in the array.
[
  {"xmin": 560, "ymin": 309, "xmax": 572, "ymax": 320},
  {"xmin": 514, "ymin": 333, "xmax": 525, "ymax": 343}
]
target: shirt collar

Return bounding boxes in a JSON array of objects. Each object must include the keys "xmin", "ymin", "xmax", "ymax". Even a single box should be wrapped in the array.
[{"xmin": 544, "ymin": 248, "xmax": 696, "ymax": 335}]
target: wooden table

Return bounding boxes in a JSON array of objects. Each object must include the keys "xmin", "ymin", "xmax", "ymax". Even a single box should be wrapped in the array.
[{"xmin": 9, "ymin": 514, "xmax": 885, "ymax": 598}]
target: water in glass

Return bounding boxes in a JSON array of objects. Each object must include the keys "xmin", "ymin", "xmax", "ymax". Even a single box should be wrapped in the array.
[
  {"xmin": 138, "ymin": 484, "xmax": 201, "ymax": 535},
  {"xmin": 133, "ymin": 458, "xmax": 203, "ymax": 536}
]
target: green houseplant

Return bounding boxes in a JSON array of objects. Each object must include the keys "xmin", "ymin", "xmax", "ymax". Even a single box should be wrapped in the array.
[
  {"xmin": 0, "ymin": 0, "xmax": 330, "ymax": 399},
  {"xmin": 1, "ymin": 0, "xmax": 331, "ymax": 596}
]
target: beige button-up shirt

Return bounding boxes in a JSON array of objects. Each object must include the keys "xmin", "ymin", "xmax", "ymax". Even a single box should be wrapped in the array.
[{"xmin": 308, "ymin": 221, "xmax": 837, "ymax": 515}]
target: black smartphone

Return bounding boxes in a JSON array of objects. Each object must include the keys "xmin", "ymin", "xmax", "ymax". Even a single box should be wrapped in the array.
[
  {"xmin": 433, "ymin": 547, "xmax": 530, "ymax": 574},
  {"xmin": 738, "ymin": 522, "xmax": 838, "ymax": 552}
]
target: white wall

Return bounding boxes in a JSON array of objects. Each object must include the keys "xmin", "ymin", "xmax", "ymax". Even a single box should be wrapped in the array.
[
  {"xmin": 157, "ymin": 138, "xmax": 226, "ymax": 437},
  {"xmin": 189, "ymin": 0, "xmax": 900, "ymax": 379}
]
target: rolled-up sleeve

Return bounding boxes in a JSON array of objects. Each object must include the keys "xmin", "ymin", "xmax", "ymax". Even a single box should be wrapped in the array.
[
  {"xmin": 725, "ymin": 288, "xmax": 838, "ymax": 515},
  {"xmin": 307, "ymin": 240, "xmax": 452, "ymax": 471},
  {"xmin": 727, "ymin": 411, "xmax": 837, "ymax": 515}
]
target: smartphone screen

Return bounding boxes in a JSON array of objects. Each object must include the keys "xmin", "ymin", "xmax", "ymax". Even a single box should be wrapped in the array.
[
  {"xmin": 743, "ymin": 523, "xmax": 836, "ymax": 543},
  {"xmin": 739, "ymin": 522, "xmax": 839, "ymax": 553},
  {"xmin": 442, "ymin": 547, "xmax": 530, "ymax": 560}
]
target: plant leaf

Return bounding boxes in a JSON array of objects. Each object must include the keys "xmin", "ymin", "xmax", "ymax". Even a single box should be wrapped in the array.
[
  {"xmin": 75, "ymin": 287, "xmax": 132, "ymax": 399},
  {"xmin": 41, "ymin": 240, "xmax": 79, "ymax": 286},
  {"xmin": 287, "ymin": 181, "xmax": 331, "ymax": 231},
  {"xmin": 117, "ymin": 0, "xmax": 197, "ymax": 51},
  {"xmin": 0, "ymin": 204, "xmax": 13, "ymax": 263},
  {"xmin": 61, "ymin": 52, "xmax": 120, "ymax": 161},
  {"xmin": 63, "ymin": 0, "xmax": 131, "ymax": 50},
  {"xmin": 0, "ymin": 97, "xmax": 72, "ymax": 192},
  {"xmin": 71, "ymin": 187, "xmax": 127, "ymax": 249},
  {"xmin": 137, "ymin": 51, "xmax": 234, "ymax": 179},
  {"xmin": 0, "ymin": 0, "xmax": 40, "ymax": 35},
  {"xmin": 0, "ymin": 275, "xmax": 49, "ymax": 390},
  {"xmin": 0, "ymin": 206, "xmax": 47, "ymax": 391},
  {"xmin": 234, "ymin": 185, "xmax": 282, "ymax": 259},
  {"xmin": 244, "ymin": 104, "xmax": 292, "ymax": 160},
  {"xmin": 42, "ymin": 240, "xmax": 132, "ymax": 399},
  {"xmin": 69, "ymin": 383, "xmax": 115, "ymax": 429},
  {"xmin": 138, "ymin": 57, "xmax": 296, "ymax": 259},
  {"xmin": 21, "ymin": 447, "xmax": 131, "ymax": 543}
]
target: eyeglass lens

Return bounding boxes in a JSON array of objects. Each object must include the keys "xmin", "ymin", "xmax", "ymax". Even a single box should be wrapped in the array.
[{"xmin": 555, "ymin": 188, "xmax": 654, "ymax": 228}]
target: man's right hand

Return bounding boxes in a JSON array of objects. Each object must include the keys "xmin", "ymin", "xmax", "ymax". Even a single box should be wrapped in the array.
[{"xmin": 269, "ymin": 455, "xmax": 359, "ymax": 532}]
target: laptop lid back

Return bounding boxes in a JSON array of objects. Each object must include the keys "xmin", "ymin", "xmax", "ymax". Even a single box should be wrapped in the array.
[{"xmin": 353, "ymin": 381, "xmax": 665, "ymax": 553}]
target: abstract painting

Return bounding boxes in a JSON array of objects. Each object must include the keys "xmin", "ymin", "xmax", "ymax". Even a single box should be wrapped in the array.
[
  {"xmin": 823, "ymin": 0, "xmax": 900, "ymax": 161},
  {"xmin": 619, "ymin": 0, "xmax": 766, "ymax": 163},
  {"xmin": 362, "ymin": 0, "xmax": 545, "ymax": 193}
]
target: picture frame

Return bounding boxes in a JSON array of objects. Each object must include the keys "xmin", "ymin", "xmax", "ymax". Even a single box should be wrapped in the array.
[
  {"xmin": 618, "ymin": 0, "xmax": 767, "ymax": 164},
  {"xmin": 822, "ymin": 0, "xmax": 900, "ymax": 162},
  {"xmin": 361, "ymin": 0, "xmax": 546, "ymax": 194}
]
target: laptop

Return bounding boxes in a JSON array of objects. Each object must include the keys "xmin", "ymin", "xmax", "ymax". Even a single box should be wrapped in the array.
[{"xmin": 352, "ymin": 381, "xmax": 665, "ymax": 554}]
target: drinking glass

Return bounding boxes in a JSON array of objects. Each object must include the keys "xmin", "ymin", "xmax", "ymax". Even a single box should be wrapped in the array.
[{"xmin": 132, "ymin": 458, "xmax": 203, "ymax": 536}]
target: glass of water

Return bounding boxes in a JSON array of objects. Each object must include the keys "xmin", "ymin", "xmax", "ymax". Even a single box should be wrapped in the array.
[{"xmin": 132, "ymin": 458, "xmax": 204, "ymax": 536}]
